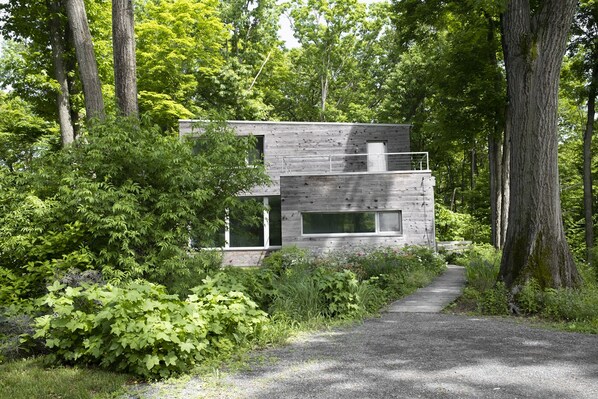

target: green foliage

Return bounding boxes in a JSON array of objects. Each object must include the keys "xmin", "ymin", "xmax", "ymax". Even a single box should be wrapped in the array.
[
  {"xmin": 0, "ymin": 92, "xmax": 57, "ymax": 171},
  {"xmin": 34, "ymin": 280, "xmax": 268, "ymax": 379},
  {"xmin": 217, "ymin": 266, "xmax": 277, "ymax": 311},
  {"xmin": 542, "ymin": 287, "xmax": 598, "ymax": 325},
  {"xmin": 435, "ymin": 203, "xmax": 490, "ymax": 242},
  {"xmin": 516, "ymin": 278, "xmax": 542, "ymax": 314},
  {"xmin": 459, "ymin": 244, "xmax": 502, "ymax": 292},
  {"xmin": 479, "ymin": 281, "xmax": 509, "ymax": 315},
  {"xmin": 588, "ymin": 246, "xmax": 598, "ymax": 281},
  {"xmin": 315, "ymin": 268, "xmax": 361, "ymax": 317},
  {"xmin": 342, "ymin": 246, "xmax": 446, "ymax": 281},
  {"xmin": 261, "ymin": 246, "xmax": 311, "ymax": 275},
  {"xmin": 269, "ymin": 264, "xmax": 325, "ymax": 321},
  {"xmin": 268, "ymin": 265, "xmax": 361, "ymax": 320},
  {"xmin": 457, "ymin": 244, "xmax": 598, "ymax": 329},
  {"xmin": 136, "ymin": 0, "xmax": 227, "ymax": 129},
  {"xmin": 266, "ymin": 246, "xmax": 445, "ymax": 320},
  {"xmin": 0, "ymin": 118, "xmax": 268, "ymax": 304},
  {"xmin": 278, "ymin": 0, "xmax": 384, "ymax": 122},
  {"xmin": 161, "ymin": 251, "xmax": 223, "ymax": 298}
]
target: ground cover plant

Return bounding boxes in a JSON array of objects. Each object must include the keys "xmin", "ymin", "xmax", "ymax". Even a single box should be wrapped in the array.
[{"xmin": 452, "ymin": 244, "xmax": 598, "ymax": 333}]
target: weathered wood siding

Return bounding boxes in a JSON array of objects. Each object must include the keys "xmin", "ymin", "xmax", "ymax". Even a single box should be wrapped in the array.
[
  {"xmin": 221, "ymin": 249, "xmax": 272, "ymax": 267},
  {"xmin": 280, "ymin": 172, "xmax": 436, "ymax": 251},
  {"xmin": 179, "ymin": 121, "xmax": 411, "ymax": 196}
]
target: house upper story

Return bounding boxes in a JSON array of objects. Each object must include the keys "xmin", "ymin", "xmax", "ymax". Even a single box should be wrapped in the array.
[{"xmin": 178, "ymin": 120, "xmax": 429, "ymax": 196}]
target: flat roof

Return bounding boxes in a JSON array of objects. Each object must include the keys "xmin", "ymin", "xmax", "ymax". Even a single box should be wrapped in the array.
[{"xmin": 179, "ymin": 120, "xmax": 412, "ymax": 128}]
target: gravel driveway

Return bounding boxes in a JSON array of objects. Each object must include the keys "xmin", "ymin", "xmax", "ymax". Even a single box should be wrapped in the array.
[
  {"xmin": 129, "ymin": 267, "xmax": 598, "ymax": 399},
  {"xmin": 130, "ymin": 313, "xmax": 598, "ymax": 399}
]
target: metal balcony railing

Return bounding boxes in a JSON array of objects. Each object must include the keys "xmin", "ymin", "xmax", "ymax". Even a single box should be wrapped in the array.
[{"xmin": 281, "ymin": 152, "xmax": 429, "ymax": 174}]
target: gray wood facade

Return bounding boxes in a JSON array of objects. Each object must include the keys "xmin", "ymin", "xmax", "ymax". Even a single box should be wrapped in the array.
[
  {"xmin": 179, "ymin": 121, "xmax": 412, "ymax": 196},
  {"xmin": 280, "ymin": 173, "xmax": 436, "ymax": 251},
  {"xmin": 179, "ymin": 120, "xmax": 435, "ymax": 266}
]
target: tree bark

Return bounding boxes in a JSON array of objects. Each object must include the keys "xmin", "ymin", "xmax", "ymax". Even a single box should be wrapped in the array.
[
  {"xmin": 500, "ymin": 117, "xmax": 510, "ymax": 247},
  {"xmin": 489, "ymin": 133, "xmax": 502, "ymax": 248},
  {"xmin": 112, "ymin": 0, "xmax": 138, "ymax": 117},
  {"xmin": 65, "ymin": 0, "xmax": 105, "ymax": 121},
  {"xmin": 583, "ymin": 57, "xmax": 597, "ymax": 259},
  {"xmin": 487, "ymin": 13, "xmax": 505, "ymax": 249},
  {"xmin": 499, "ymin": 0, "xmax": 580, "ymax": 289},
  {"xmin": 49, "ymin": 0, "xmax": 75, "ymax": 145}
]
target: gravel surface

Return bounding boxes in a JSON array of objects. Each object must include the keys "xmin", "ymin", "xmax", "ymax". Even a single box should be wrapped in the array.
[{"xmin": 128, "ymin": 267, "xmax": 598, "ymax": 399}]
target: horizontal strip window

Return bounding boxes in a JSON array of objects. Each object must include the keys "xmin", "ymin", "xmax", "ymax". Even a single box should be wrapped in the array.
[{"xmin": 302, "ymin": 211, "xmax": 402, "ymax": 235}]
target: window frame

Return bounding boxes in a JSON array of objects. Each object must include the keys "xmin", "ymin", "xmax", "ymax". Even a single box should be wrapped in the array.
[{"xmin": 301, "ymin": 210, "xmax": 402, "ymax": 237}]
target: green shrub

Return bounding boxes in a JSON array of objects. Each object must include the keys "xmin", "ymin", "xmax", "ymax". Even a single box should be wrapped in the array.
[
  {"xmin": 542, "ymin": 287, "xmax": 598, "ymax": 323},
  {"xmin": 480, "ymin": 281, "xmax": 509, "ymax": 315},
  {"xmin": 435, "ymin": 203, "xmax": 490, "ymax": 242},
  {"xmin": 341, "ymin": 246, "xmax": 445, "ymax": 282},
  {"xmin": 315, "ymin": 268, "xmax": 361, "ymax": 318},
  {"xmin": 356, "ymin": 277, "xmax": 389, "ymax": 313},
  {"xmin": 459, "ymin": 244, "xmax": 501, "ymax": 293},
  {"xmin": 516, "ymin": 278, "xmax": 542, "ymax": 314},
  {"xmin": 157, "ymin": 250, "xmax": 223, "ymax": 297},
  {"xmin": 219, "ymin": 267, "xmax": 277, "ymax": 311},
  {"xmin": 0, "ymin": 118, "xmax": 268, "ymax": 304},
  {"xmin": 269, "ymin": 265, "xmax": 325, "ymax": 320},
  {"xmin": 267, "ymin": 264, "xmax": 362, "ymax": 320},
  {"xmin": 261, "ymin": 246, "xmax": 311, "ymax": 276},
  {"xmin": 34, "ymin": 280, "xmax": 268, "ymax": 379}
]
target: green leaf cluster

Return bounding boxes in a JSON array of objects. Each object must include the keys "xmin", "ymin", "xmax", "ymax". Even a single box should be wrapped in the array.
[{"xmin": 33, "ymin": 279, "xmax": 268, "ymax": 378}]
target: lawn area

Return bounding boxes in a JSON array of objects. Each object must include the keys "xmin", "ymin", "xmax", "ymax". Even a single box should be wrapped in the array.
[{"xmin": 0, "ymin": 357, "xmax": 131, "ymax": 399}]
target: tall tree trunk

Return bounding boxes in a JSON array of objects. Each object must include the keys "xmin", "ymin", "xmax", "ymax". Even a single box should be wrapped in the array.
[
  {"xmin": 64, "ymin": 23, "xmax": 81, "ymax": 138},
  {"xmin": 489, "ymin": 133, "xmax": 502, "ymax": 248},
  {"xmin": 500, "ymin": 120, "xmax": 510, "ymax": 247},
  {"xmin": 583, "ymin": 58, "xmax": 597, "ymax": 259},
  {"xmin": 500, "ymin": 0, "xmax": 580, "ymax": 289},
  {"xmin": 65, "ymin": 0, "xmax": 105, "ymax": 121},
  {"xmin": 112, "ymin": 0, "xmax": 138, "ymax": 117},
  {"xmin": 49, "ymin": 0, "xmax": 75, "ymax": 145},
  {"xmin": 487, "ymin": 13, "xmax": 505, "ymax": 249}
]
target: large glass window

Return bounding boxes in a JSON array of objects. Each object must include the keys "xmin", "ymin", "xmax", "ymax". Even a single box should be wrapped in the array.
[
  {"xmin": 303, "ymin": 212, "xmax": 375, "ymax": 234},
  {"xmin": 229, "ymin": 198, "xmax": 264, "ymax": 247},
  {"xmin": 268, "ymin": 196, "xmax": 282, "ymax": 246},
  {"xmin": 302, "ymin": 211, "xmax": 402, "ymax": 235},
  {"xmin": 202, "ymin": 196, "xmax": 282, "ymax": 249}
]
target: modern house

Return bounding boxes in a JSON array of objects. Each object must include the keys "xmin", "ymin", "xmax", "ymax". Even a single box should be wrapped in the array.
[{"xmin": 179, "ymin": 121, "xmax": 436, "ymax": 266}]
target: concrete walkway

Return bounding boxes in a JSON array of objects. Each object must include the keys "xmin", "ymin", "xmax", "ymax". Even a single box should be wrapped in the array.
[
  {"xmin": 387, "ymin": 265, "xmax": 466, "ymax": 313},
  {"xmin": 129, "ymin": 265, "xmax": 598, "ymax": 399}
]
